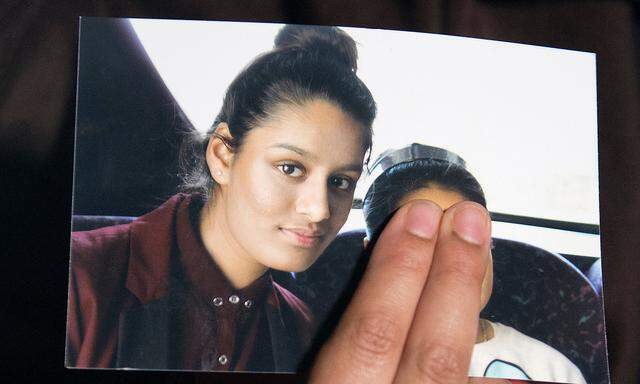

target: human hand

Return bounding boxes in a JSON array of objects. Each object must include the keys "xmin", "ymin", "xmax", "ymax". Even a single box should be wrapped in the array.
[{"xmin": 309, "ymin": 200, "xmax": 506, "ymax": 383}]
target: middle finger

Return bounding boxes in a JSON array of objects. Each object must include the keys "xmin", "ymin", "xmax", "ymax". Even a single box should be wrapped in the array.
[
  {"xmin": 309, "ymin": 200, "xmax": 443, "ymax": 383},
  {"xmin": 394, "ymin": 201, "xmax": 492, "ymax": 384}
]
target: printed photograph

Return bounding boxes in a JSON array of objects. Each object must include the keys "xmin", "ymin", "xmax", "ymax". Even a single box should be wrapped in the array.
[{"xmin": 66, "ymin": 17, "xmax": 607, "ymax": 383}]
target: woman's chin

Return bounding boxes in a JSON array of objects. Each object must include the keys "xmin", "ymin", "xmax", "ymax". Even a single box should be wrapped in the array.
[{"xmin": 262, "ymin": 254, "xmax": 318, "ymax": 274}]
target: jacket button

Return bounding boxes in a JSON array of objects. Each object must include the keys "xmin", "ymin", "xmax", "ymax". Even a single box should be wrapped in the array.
[
  {"xmin": 218, "ymin": 354, "xmax": 228, "ymax": 365},
  {"xmin": 229, "ymin": 294, "xmax": 240, "ymax": 304},
  {"xmin": 244, "ymin": 299, "xmax": 253, "ymax": 308},
  {"xmin": 212, "ymin": 297, "xmax": 223, "ymax": 306}
]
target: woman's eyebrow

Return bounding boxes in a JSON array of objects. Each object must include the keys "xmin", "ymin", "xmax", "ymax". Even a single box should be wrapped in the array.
[
  {"xmin": 269, "ymin": 143, "xmax": 363, "ymax": 173},
  {"xmin": 269, "ymin": 143, "xmax": 313, "ymax": 158},
  {"xmin": 336, "ymin": 164, "xmax": 364, "ymax": 173}
]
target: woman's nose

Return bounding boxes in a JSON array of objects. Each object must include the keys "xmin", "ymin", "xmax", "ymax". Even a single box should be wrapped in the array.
[{"xmin": 295, "ymin": 179, "xmax": 331, "ymax": 223}]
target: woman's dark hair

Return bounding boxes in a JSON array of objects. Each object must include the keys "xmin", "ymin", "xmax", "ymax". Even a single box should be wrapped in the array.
[
  {"xmin": 363, "ymin": 158, "xmax": 487, "ymax": 239},
  {"xmin": 180, "ymin": 24, "xmax": 377, "ymax": 198}
]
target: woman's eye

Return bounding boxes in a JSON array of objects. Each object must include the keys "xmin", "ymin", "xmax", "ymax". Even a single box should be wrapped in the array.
[
  {"xmin": 278, "ymin": 164, "xmax": 304, "ymax": 177},
  {"xmin": 329, "ymin": 176, "xmax": 352, "ymax": 191}
]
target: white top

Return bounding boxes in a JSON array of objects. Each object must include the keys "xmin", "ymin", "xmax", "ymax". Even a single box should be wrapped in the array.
[{"xmin": 469, "ymin": 321, "xmax": 587, "ymax": 384}]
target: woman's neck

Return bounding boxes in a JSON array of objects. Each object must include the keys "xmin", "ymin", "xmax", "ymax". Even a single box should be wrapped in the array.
[{"xmin": 198, "ymin": 196, "xmax": 268, "ymax": 289}]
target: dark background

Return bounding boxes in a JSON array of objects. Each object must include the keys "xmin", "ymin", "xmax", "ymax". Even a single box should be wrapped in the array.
[{"xmin": 1, "ymin": 1, "xmax": 638, "ymax": 383}]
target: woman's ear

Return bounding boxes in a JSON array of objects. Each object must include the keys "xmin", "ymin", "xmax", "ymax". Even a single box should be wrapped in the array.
[{"xmin": 205, "ymin": 122, "xmax": 234, "ymax": 185}]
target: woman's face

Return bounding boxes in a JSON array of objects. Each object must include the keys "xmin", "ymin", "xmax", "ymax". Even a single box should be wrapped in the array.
[
  {"xmin": 398, "ymin": 185, "xmax": 494, "ymax": 310},
  {"xmin": 218, "ymin": 99, "xmax": 366, "ymax": 273}
]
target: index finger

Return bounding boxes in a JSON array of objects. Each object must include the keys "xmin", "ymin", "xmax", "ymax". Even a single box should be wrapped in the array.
[
  {"xmin": 309, "ymin": 200, "xmax": 443, "ymax": 384},
  {"xmin": 393, "ymin": 201, "xmax": 492, "ymax": 384}
]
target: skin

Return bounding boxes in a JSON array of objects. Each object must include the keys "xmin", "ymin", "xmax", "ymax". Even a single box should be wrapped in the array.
[
  {"xmin": 398, "ymin": 186, "xmax": 495, "ymax": 344},
  {"xmin": 200, "ymin": 98, "xmax": 366, "ymax": 289},
  {"xmin": 310, "ymin": 200, "xmax": 502, "ymax": 384},
  {"xmin": 363, "ymin": 186, "xmax": 495, "ymax": 331}
]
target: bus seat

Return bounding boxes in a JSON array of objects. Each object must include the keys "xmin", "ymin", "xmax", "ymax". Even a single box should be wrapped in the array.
[
  {"xmin": 72, "ymin": 215, "xmax": 137, "ymax": 232},
  {"xmin": 587, "ymin": 258, "xmax": 603, "ymax": 296}
]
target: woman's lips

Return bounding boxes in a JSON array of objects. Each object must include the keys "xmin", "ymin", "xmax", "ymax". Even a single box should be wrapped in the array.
[{"xmin": 279, "ymin": 228, "xmax": 323, "ymax": 248}]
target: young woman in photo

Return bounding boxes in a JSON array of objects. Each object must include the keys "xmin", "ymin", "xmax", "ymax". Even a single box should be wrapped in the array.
[
  {"xmin": 362, "ymin": 144, "xmax": 587, "ymax": 384},
  {"xmin": 66, "ymin": 24, "xmax": 376, "ymax": 372}
]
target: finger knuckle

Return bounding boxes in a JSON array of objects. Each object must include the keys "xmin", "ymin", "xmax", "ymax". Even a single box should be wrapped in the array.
[
  {"xmin": 386, "ymin": 242, "xmax": 430, "ymax": 276},
  {"xmin": 436, "ymin": 249, "xmax": 485, "ymax": 287},
  {"xmin": 349, "ymin": 312, "xmax": 402, "ymax": 363},
  {"xmin": 415, "ymin": 342, "xmax": 467, "ymax": 383}
]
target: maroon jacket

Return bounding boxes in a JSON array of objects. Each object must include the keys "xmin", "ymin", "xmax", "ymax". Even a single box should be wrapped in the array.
[{"xmin": 66, "ymin": 194, "xmax": 314, "ymax": 371}]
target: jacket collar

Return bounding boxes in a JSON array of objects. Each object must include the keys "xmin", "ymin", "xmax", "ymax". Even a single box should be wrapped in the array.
[{"xmin": 125, "ymin": 194, "xmax": 186, "ymax": 303}]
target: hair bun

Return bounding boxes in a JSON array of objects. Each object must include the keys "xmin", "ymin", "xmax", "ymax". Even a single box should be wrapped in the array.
[{"xmin": 274, "ymin": 25, "xmax": 359, "ymax": 71}]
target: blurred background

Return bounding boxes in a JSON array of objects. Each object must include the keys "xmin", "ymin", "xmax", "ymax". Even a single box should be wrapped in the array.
[{"xmin": 1, "ymin": 1, "xmax": 638, "ymax": 383}]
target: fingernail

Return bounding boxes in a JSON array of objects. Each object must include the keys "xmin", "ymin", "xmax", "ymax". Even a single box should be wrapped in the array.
[
  {"xmin": 404, "ymin": 201, "xmax": 441, "ymax": 239},
  {"xmin": 452, "ymin": 204, "xmax": 490, "ymax": 245}
]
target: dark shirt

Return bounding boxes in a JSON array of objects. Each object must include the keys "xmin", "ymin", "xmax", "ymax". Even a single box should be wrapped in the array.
[
  {"xmin": 174, "ymin": 196, "xmax": 273, "ymax": 371},
  {"xmin": 66, "ymin": 194, "xmax": 314, "ymax": 371}
]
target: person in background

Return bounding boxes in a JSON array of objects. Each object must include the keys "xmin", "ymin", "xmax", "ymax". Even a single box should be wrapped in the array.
[{"xmin": 360, "ymin": 143, "xmax": 587, "ymax": 384}]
